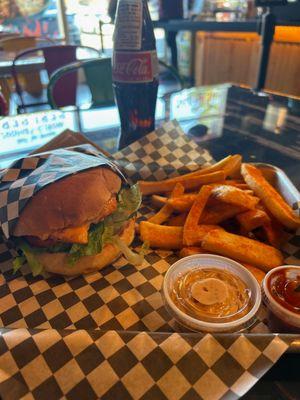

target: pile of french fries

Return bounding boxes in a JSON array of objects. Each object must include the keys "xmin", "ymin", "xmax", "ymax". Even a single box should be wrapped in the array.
[{"xmin": 139, "ymin": 155, "xmax": 300, "ymax": 284}]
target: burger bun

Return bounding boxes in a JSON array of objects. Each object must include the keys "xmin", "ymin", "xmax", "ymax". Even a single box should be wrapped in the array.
[{"xmin": 34, "ymin": 219, "xmax": 135, "ymax": 276}]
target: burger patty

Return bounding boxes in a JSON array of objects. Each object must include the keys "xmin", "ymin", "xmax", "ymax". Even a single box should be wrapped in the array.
[
  {"xmin": 24, "ymin": 217, "xmax": 131, "ymax": 249},
  {"xmin": 25, "ymin": 236, "xmax": 62, "ymax": 248}
]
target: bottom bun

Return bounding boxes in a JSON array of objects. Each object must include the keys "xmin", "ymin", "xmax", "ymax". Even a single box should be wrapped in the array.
[{"xmin": 35, "ymin": 219, "xmax": 135, "ymax": 276}]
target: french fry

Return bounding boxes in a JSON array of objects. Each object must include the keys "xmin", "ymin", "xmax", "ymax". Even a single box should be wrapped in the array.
[
  {"xmin": 167, "ymin": 213, "xmax": 188, "ymax": 226},
  {"xmin": 212, "ymin": 185, "xmax": 260, "ymax": 210},
  {"xmin": 179, "ymin": 247, "xmax": 209, "ymax": 258},
  {"xmin": 241, "ymin": 163, "xmax": 300, "ymax": 230},
  {"xmin": 140, "ymin": 222, "xmax": 221, "ymax": 249},
  {"xmin": 140, "ymin": 222, "xmax": 183, "ymax": 249},
  {"xmin": 139, "ymin": 171, "xmax": 225, "ymax": 195},
  {"xmin": 161, "ymin": 155, "xmax": 234, "ymax": 183},
  {"xmin": 167, "ymin": 194, "xmax": 197, "ymax": 212},
  {"xmin": 148, "ymin": 183, "xmax": 184, "ymax": 224},
  {"xmin": 196, "ymin": 155, "xmax": 233, "ymax": 174},
  {"xmin": 236, "ymin": 209, "xmax": 270, "ymax": 232},
  {"xmin": 201, "ymin": 204, "xmax": 245, "ymax": 225},
  {"xmin": 170, "ymin": 155, "xmax": 234, "ymax": 179},
  {"xmin": 138, "ymin": 156, "xmax": 295, "ymax": 269},
  {"xmin": 167, "ymin": 188, "xmax": 254, "ymax": 214},
  {"xmin": 188, "ymin": 180, "xmax": 250, "ymax": 190},
  {"xmin": 183, "ymin": 185, "xmax": 213, "ymax": 246},
  {"xmin": 139, "ymin": 157, "xmax": 233, "ymax": 196},
  {"xmin": 229, "ymin": 183, "xmax": 250, "ymax": 190},
  {"xmin": 151, "ymin": 195, "xmax": 167, "ymax": 208},
  {"xmin": 241, "ymin": 263, "xmax": 266, "ymax": 284},
  {"xmin": 202, "ymin": 229, "xmax": 284, "ymax": 271},
  {"xmin": 262, "ymin": 220, "xmax": 288, "ymax": 249},
  {"xmin": 166, "ymin": 155, "xmax": 233, "ymax": 179},
  {"xmin": 223, "ymin": 154, "xmax": 242, "ymax": 178},
  {"xmin": 193, "ymin": 225, "xmax": 224, "ymax": 242},
  {"xmin": 218, "ymin": 181, "xmax": 250, "ymax": 190}
]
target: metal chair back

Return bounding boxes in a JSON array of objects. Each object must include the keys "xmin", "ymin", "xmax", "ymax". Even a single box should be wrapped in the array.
[
  {"xmin": 0, "ymin": 36, "xmax": 51, "ymax": 102},
  {"xmin": 12, "ymin": 44, "xmax": 100, "ymax": 112},
  {"xmin": 47, "ymin": 57, "xmax": 114, "ymax": 132},
  {"xmin": 158, "ymin": 60, "xmax": 185, "ymax": 91},
  {"xmin": 47, "ymin": 57, "xmax": 114, "ymax": 109}
]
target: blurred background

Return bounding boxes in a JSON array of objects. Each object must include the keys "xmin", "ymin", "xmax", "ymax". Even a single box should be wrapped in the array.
[{"xmin": 1, "ymin": 0, "xmax": 299, "ymax": 97}]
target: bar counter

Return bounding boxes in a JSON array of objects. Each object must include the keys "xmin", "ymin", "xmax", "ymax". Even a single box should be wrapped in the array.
[{"xmin": 154, "ymin": 19, "xmax": 300, "ymax": 98}]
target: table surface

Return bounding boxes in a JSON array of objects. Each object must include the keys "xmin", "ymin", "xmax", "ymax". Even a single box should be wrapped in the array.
[
  {"xmin": 152, "ymin": 18, "xmax": 300, "ymax": 32},
  {"xmin": 153, "ymin": 19, "xmax": 258, "ymax": 32},
  {"xmin": 0, "ymin": 84, "xmax": 299, "ymax": 399},
  {"xmin": 88, "ymin": 84, "xmax": 300, "ymax": 190},
  {"xmin": 0, "ymin": 51, "xmax": 44, "ymax": 76},
  {"xmin": 76, "ymin": 84, "xmax": 300, "ymax": 399},
  {"xmin": 1, "ymin": 84, "xmax": 300, "ymax": 189},
  {"xmin": 0, "ymin": 48, "xmax": 98, "ymax": 77}
]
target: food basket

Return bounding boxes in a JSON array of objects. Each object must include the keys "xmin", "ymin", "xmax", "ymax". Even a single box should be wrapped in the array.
[{"xmin": 0, "ymin": 121, "xmax": 299, "ymax": 400}]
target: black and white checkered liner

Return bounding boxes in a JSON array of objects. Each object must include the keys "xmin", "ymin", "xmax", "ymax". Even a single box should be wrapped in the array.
[
  {"xmin": 0, "ymin": 121, "xmax": 298, "ymax": 400},
  {"xmin": 0, "ymin": 329, "xmax": 292, "ymax": 400},
  {"xmin": 0, "ymin": 144, "xmax": 126, "ymax": 239}
]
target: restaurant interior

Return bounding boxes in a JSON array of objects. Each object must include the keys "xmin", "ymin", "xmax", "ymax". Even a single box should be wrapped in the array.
[{"xmin": 0, "ymin": 1, "xmax": 299, "ymax": 399}]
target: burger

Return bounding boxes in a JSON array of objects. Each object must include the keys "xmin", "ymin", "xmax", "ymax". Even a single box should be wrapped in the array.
[{"xmin": 12, "ymin": 167, "xmax": 141, "ymax": 276}]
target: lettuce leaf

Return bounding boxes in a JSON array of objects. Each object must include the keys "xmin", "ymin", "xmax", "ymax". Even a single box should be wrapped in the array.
[
  {"xmin": 113, "ymin": 236, "xmax": 143, "ymax": 266},
  {"xmin": 68, "ymin": 222, "xmax": 104, "ymax": 265},
  {"xmin": 13, "ymin": 242, "xmax": 44, "ymax": 276},
  {"xmin": 117, "ymin": 184, "xmax": 142, "ymax": 217},
  {"xmin": 67, "ymin": 185, "xmax": 141, "ymax": 265},
  {"xmin": 47, "ymin": 243, "xmax": 71, "ymax": 253},
  {"xmin": 13, "ymin": 255, "xmax": 26, "ymax": 274}
]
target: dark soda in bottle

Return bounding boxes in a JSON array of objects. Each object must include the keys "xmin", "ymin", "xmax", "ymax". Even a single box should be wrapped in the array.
[{"xmin": 112, "ymin": 0, "xmax": 159, "ymax": 148}]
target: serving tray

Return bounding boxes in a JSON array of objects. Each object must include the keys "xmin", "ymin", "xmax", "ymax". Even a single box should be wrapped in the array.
[
  {"xmin": 251, "ymin": 163, "xmax": 300, "ymax": 352},
  {"xmin": 0, "ymin": 121, "xmax": 299, "ymax": 400}
]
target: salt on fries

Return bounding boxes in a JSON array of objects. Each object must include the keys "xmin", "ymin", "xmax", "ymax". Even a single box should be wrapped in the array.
[{"xmin": 138, "ymin": 154, "xmax": 300, "ymax": 283}]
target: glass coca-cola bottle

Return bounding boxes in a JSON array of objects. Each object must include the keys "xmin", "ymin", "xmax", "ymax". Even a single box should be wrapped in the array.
[{"xmin": 112, "ymin": 0, "xmax": 159, "ymax": 149}]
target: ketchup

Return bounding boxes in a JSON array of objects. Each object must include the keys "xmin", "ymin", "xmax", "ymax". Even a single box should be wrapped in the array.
[{"xmin": 268, "ymin": 269, "xmax": 300, "ymax": 314}]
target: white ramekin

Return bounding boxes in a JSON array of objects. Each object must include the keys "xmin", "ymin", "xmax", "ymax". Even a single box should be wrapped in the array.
[
  {"xmin": 163, "ymin": 254, "xmax": 262, "ymax": 333},
  {"xmin": 262, "ymin": 265, "xmax": 300, "ymax": 332}
]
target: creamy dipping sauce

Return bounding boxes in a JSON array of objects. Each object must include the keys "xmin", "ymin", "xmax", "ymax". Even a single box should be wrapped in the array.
[{"xmin": 171, "ymin": 268, "xmax": 252, "ymax": 323}]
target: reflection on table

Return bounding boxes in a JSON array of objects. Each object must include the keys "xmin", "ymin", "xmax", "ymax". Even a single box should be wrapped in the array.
[{"xmin": 1, "ymin": 84, "xmax": 300, "ymax": 189}]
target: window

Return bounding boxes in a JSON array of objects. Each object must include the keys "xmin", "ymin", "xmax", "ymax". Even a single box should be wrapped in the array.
[{"xmin": 0, "ymin": 0, "xmax": 61, "ymax": 39}]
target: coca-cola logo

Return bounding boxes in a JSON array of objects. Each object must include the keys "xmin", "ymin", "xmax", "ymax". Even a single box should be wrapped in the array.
[
  {"xmin": 113, "ymin": 51, "xmax": 155, "ymax": 83},
  {"xmin": 114, "ymin": 57, "xmax": 150, "ymax": 77}
]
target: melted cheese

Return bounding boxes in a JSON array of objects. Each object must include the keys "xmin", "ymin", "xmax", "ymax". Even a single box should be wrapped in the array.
[{"xmin": 51, "ymin": 224, "xmax": 89, "ymax": 244}]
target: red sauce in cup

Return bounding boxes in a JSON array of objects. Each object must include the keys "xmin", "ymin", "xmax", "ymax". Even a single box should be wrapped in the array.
[
  {"xmin": 268, "ymin": 269, "xmax": 300, "ymax": 314},
  {"xmin": 263, "ymin": 267, "xmax": 300, "ymax": 333}
]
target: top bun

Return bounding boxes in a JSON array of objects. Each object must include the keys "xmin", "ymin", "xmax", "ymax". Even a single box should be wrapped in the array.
[{"xmin": 14, "ymin": 167, "xmax": 121, "ymax": 239}]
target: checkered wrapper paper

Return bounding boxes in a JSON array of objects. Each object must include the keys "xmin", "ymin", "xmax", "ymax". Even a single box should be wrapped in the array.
[
  {"xmin": 0, "ymin": 143, "xmax": 127, "ymax": 240},
  {"xmin": 0, "ymin": 121, "xmax": 298, "ymax": 400}
]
